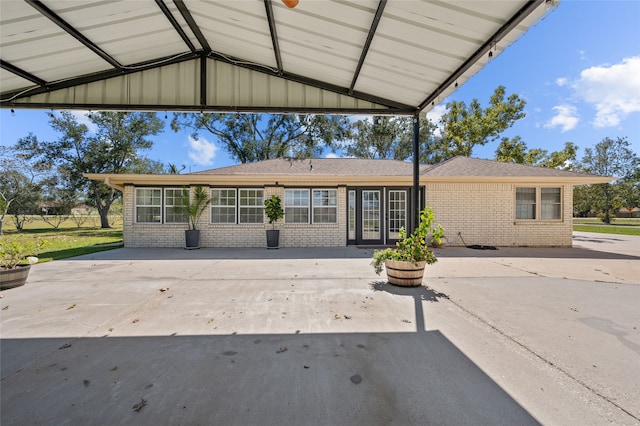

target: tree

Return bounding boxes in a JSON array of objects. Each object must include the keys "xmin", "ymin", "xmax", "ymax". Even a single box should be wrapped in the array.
[
  {"xmin": 577, "ymin": 136, "xmax": 639, "ymax": 223},
  {"xmin": 340, "ymin": 116, "xmax": 410, "ymax": 159},
  {"xmin": 16, "ymin": 111, "xmax": 164, "ymax": 228},
  {"xmin": 171, "ymin": 113, "xmax": 351, "ymax": 163},
  {"xmin": 0, "ymin": 147, "xmax": 44, "ymax": 234},
  {"xmin": 335, "ymin": 115, "xmax": 439, "ymax": 162},
  {"xmin": 495, "ymin": 139, "xmax": 577, "ymax": 169},
  {"xmin": 434, "ymin": 85, "xmax": 526, "ymax": 160}
]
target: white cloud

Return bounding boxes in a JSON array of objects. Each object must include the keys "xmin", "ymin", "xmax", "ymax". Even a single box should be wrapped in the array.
[
  {"xmin": 572, "ymin": 56, "xmax": 640, "ymax": 128},
  {"xmin": 426, "ymin": 104, "xmax": 447, "ymax": 137},
  {"xmin": 66, "ymin": 110, "xmax": 98, "ymax": 133},
  {"xmin": 555, "ymin": 77, "xmax": 568, "ymax": 87},
  {"xmin": 324, "ymin": 152, "xmax": 340, "ymax": 158},
  {"xmin": 187, "ymin": 135, "xmax": 218, "ymax": 166},
  {"xmin": 544, "ymin": 105, "xmax": 579, "ymax": 132}
]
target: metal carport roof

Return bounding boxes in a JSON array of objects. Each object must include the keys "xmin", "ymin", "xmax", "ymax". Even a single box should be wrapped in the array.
[{"xmin": 1, "ymin": 0, "xmax": 557, "ymax": 115}]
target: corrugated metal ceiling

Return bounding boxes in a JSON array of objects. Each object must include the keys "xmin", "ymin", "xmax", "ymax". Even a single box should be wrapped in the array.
[{"xmin": 0, "ymin": 0, "xmax": 557, "ymax": 115}]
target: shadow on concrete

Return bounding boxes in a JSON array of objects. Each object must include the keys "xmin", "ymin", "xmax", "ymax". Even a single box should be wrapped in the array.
[{"xmin": 1, "ymin": 331, "xmax": 539, "ymax": 425}]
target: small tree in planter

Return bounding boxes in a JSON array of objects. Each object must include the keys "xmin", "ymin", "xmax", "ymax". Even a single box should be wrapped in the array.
[
  {"xmin": 179, "ymin": 186, "xmax": 211, "ymax": 249},
  {"xmin": 264, "ymin": 194, "xmax": 284, "ymax": 249},
  {"xmin": 1, "ymin": 239, "xmax": 45, "ymax": 290}
]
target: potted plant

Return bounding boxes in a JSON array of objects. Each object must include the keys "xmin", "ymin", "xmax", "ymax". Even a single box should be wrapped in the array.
[
  {"xmin": 1, "ymin": 239, "xmax": 44, "ymax": 290},
  {"xmin": 264, "ymin": 194, "xmax": 284, "ymax": 249},
  {"xmin": 430, "ymin": 224, "xmax": 446, "ymax": 248},
  {"xmin": 178, "ymin": 186, "xmax": 211, "ymax": 249},
  {"xmin": 371, "ymin": 206, "xmax": 438, "ymax": 287}
]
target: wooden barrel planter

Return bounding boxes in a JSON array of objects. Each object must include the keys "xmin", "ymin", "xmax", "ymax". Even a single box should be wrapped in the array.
[
  {"xmin": 384, "ymin": 260, "xmax": 425, "ymax": 287},
  {"xmin": 0, "ymin": 265, "xmax": 31, "ymax": 290}
]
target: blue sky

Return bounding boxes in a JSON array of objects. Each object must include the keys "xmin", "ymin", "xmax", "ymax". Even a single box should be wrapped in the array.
[{"xmin": 1, "ymin": 0, "xmax": 638, "ymax": 172}]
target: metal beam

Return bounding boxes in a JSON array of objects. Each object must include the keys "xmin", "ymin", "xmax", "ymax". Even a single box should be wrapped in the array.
[
  {"xmin": 155, "ymin": 0, "xmax": 197, "ymax": 53},
  {"xmin": 349, "ymin": 0, "xmax": 386, "ymax": 94},
  {"xmin": 25, "ymin": 0, "xmax": 122, "ymax": 69},
  {"xmin": 174, "ymin": 0, "xmax": 212, "ymax": 53},
  {"xmin": 0, "ymin": 60, "xmax": 47, "ymax": 87},
  {"xmin": 412, "ymin": 112, "xmax": 420, "ymax": 231},
  {"xmin": 418, "ymin": 0, "xmax": 545, "ymax": 111},
  {"xmin": 264, "ymin": 0, "xmax": 284, "ymax": 74}
]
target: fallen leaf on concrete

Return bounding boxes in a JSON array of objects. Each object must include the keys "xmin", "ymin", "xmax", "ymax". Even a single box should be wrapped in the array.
[
  {"xmin": 132, "ymin": 319, "xmax": 139, "ymax": 323},
  {"xmin": 304, "ymin": 365, "xmax": 310, "ymax": 369},
  {"xmin": 334, "ymin": 314, "xmax": 341, "ymax": 319},
  {"xmin": 160, "ymin": 287, "xmax": 169, "ymax": 292},
  {"xmin": 2, "ymin": 305, "xmax": 8, "ymax": 310},
  {"xmin": 132, "ymin": 398, "xmax": 147, "ymax": 412},
  {"xmin": 59, "ymin": 343, "xmax": 72, "ymax": 349},
  {"xmin": 401, "ymin": 319, "xmax": 411, "ymax": 323},
  {"xmin": 344, "ymin": 315, "xmax": 352, "ymax": 320},
  {"xmin": 110, "ymin": 366, "xmax": 117, "ymax": 372},
  {"xmin": 66, "ymin": 304, "xmax": 76, "ymax": 310},
  {"xmin": 276, "ymin": 347, "xmax": 288, "ymax": 354}
]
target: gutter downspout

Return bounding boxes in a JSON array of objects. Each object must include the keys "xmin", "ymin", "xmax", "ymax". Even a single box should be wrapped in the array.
[{"xmin": 104, "ymin": 177, "xmax": 124, "ymax": 192}]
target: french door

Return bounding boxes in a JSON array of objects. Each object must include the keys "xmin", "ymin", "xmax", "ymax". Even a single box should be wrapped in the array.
[{"xmin": 347, "ymin": 187, "xmax": 412, "ymax": 245}]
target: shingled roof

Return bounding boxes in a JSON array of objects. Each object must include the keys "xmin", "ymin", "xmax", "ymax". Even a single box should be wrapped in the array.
[
  {"xmin": 422, "ymin": 156, "xmax": 605, "ymax": 179},
  {"xmin": 192, "ymin": 158, "xmax": 430, "ymax": 176},
  {"xmin": 85, "ymin": 156, "xmax": 612, "ymax": 190}
]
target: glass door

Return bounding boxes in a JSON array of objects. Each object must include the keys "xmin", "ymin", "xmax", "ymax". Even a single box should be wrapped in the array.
[
  {"xmin": 361, "ymin": 190, "xmax": 382, "ymax": 244},
  {"xmin": 387, "ymin": 190, "xmax": 407, "ymax": 242}
]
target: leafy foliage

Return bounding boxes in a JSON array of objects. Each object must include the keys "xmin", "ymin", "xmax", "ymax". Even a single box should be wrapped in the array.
[
  {"xmin": 179, "ymin": 186, "xmax": 212, "ymax": 230},
  {"xmin": 576, "ymin": 136, "xmax": 639, "ymax": 223},
  {"xmin": 15, "ymin": 111, "xmax": 164, "ymax": 228},
  {"xmin": 495, "ymin": 138, "xmax": 578, "ymax": 169},
  {"xmin": 264, "ymin": 195, "xmax": 284, "ymax": 228},
  {"xmin": 371, "ymin": 206, "xmax": 439, "ymax": 275},
  {"xmin": 171, "ymin": 113, "xmax": 351, "ymax": 164}
]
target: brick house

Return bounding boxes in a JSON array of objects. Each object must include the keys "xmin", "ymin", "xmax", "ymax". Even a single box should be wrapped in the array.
[{"xmin": 86, "ymin": 156, "xmax": 611, "ymax": 248}]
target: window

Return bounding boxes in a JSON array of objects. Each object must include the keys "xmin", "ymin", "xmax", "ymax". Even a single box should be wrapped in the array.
[
  {"xmin": 211, "ymin": 189, "xmax": 236, "ymax": 224},
  {"xmin": 285, "ymin": 188, "xmax": 338, "ymax": 224},
  {"xmin": 541, "ymin": 188, "xmax": 561, "ymax": 220},
  {"xmin": 239, "ymin": 189, "xmax": 264, "ymax": 224},
  {"xmin": 135, "ymin": 188, "xmax": 162, "ymax": 223},
  {"xmin": 312, "ymin": 189, "xmax": 337, "ymax": 223},
  {"xmin": 164, "ymin": 188, "xmax": 187, "ymax": 224},
  {"xmin": 516, "ymin": 187, "xmax": 562, "ymax": 220},
  {"xmin": 516, "ymin": 188, "xmax": 536, "ymax": 220},
  {"xmin": 285, "ymin": 189, "xmax": 310, "ymax": 224}
]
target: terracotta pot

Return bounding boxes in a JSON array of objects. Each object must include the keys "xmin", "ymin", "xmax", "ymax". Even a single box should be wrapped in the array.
[
  {"xmin": 384, "ymin": 260, "xmax": 425, "ymax": 287},
  {"xmin": 0, "ymin": 265, "xmax": 31, "ymax": 290}
]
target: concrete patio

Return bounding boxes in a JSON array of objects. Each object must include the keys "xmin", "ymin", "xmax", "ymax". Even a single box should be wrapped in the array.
[{"xmin": 1, "ymin": 232, "xmax": 639, "ymax": 425}]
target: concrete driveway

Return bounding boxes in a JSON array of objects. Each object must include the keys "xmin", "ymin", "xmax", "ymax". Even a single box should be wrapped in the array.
[{"xmin": 1, "ymin": 232, "xmax": 639, "ymax": 425}]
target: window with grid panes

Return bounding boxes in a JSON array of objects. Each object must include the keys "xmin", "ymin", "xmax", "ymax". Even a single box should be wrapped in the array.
[
  {"xmin": 239, "ymin": 189, "xmax": 264, "ymax": 224},
  {"xmin": 164, "ymin": 188, "xmax": 188, "ymax": 223},
  {"xmin": 135, "ymin": 188, "xmax": 162, "ymax": 223},
  {"xmin": 211, "ymin": 189, "xmax": 236, "ymax": 223},
  {"xmin": 285, "ymin": 189, "xmax": 310, "ymax": 223},
  {"xmin": 312, "ymin": 189, "xmax": 337, "ymax": 223}
]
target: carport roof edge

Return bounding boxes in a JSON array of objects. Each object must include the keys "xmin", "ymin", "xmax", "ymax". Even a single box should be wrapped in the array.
[{"xmin": 1, "ymin": 0, "xmax": 557, "ymax": 114}]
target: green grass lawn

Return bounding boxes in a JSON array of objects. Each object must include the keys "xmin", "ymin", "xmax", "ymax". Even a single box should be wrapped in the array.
[
  {"xmin": 573, "ymin": 218, "xmax": 640, "ymax": 236},
  {"xmin": 1, "ymin": 216, "xmax": 123, "ymax": 263}
]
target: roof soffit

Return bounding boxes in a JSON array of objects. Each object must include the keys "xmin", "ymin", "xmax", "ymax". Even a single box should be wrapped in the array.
[{"xmin": 1, "ymin": 0, "xmax": 557, "ymax": 113}]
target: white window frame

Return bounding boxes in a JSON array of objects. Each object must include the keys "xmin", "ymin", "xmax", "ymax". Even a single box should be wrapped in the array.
[
  {"xmin": 164, "ymin": 188, "xmax": 188, "ymax": 224},
  {"xmin": 238, "ymin": 188, "xmax": 265, "ymax": 224},
  {"xmin": 312, "ymin": 189, "xmax": 338, "ymax": 224},
  {"xmin": 210, "ymin": 188, "xmax": 237, "ymax": 224},
  {"xmin": 515, "ymin": 187, "xmax": 562, "ymax": 221},
  {"xmin": 285, "ymin": 189, "xmax": 310, "ymax": 224},
  {"xmin": 135, "ymin": 187, "xmax": 162, "ymax": 224}
]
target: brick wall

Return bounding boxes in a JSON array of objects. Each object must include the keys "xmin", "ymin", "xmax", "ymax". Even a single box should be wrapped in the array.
[
  {"xmin": 123, "ymin": 185, "xmax": 346, "ymax": 248},
  {"xmin": 426, "ymin": 182, "xmax": 574, "ymax": 247},
  {"xmin": 123, "ymin": 183, "xmax": 574, "ymax": 248}
]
